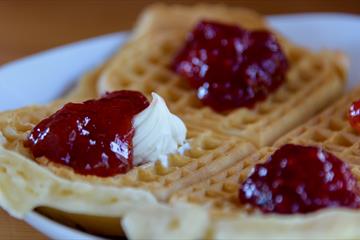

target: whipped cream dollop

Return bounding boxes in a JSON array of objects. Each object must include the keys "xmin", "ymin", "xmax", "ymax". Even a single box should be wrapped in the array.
[{"xmin": 133, "ymin": 93, "xmax": 187, "ymax": 166}]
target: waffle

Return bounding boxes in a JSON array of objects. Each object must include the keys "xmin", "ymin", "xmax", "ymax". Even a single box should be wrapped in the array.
[
  {"xmin": 0, "ymin": 3, "xmax": 353, "ymax": 238},
  {"xmin": 98, "ymin": 4, "xmax": 348, "ymax": 147},
  {"xmin": 0, "ymin": 144, "xmax": 157, "ymax": 236},
  {"xmin": 0, "ymin": 105, "xmax": 254, "ymax": 235},
  {"xmin": 0, "ymin": 82, "xmax": 256, "ymax": 236},
  {"xmin": 0, "ymin": 99, "xmax": 255, "ymax": 199},
  {"xmin": 169, "ymin": 147, "xmax": 272, "ymax": 213},
  {"xmin": 274, "ymin": 86, "xmax": 360, "ymax": 164},
  {"xmin": 170, "ymin": 87, "xmax": 360, "ymax": 209},
  {"xmin": 164, "ymin": 87, "xmax": 360, "ymax": 238},
  {"xmin": 0, "ymin": 66, "xmax": 154, "ymax": 236},
  {"xmin": 122, "ymin": 200, "xmax": 360, "ymax": 240}
]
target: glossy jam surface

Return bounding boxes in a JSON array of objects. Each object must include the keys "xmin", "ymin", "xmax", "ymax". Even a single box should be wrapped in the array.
[
  {"xmin": 171, "ymin": 21, "xmax": 288, "ymax": 111},
  {"xmin": 239, "ymin": 144, "xmax": 360, "ymax": 214},
  {"xmin": 349, "ymin": 99, "xmax": 360, "ymax": 133},
  {"xmin": 25, "ymin": 91, "xmax": 149, "ymax": 177}
]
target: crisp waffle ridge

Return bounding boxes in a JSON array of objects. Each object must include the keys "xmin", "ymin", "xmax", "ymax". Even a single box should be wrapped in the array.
[
  {"xmin": 170, "ymin": 87, "xmax": 360, "ymax": 213},
  {"xmin": 275, "ymin": 86, "xmax": 360, "ymax": 170},
  {"xmin": 98, "ymin": 4, "xmax": 348, "ymax": 147},
  {"xmin": 0, "ymin": 98, "xmax": 255, "ymax": 202},
  {"xmin": 169, "ymin": 147, "xmax": 273, "ymax": 213}
]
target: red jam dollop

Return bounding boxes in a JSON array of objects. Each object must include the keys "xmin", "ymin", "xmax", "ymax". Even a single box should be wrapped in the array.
[
  {"xmin": 171, "ymin": 21, "xmax": 288, "ymax": 111},
  {"xmin": 349, "ymin": 99, "xmax": 360, "ymax": 133},
  {"xmin": 239, "ymin": 144, "xmax": 360, "ymax": 214},
  {"xmin": 25, "ymin": 91, "xmax": 149, "ymax": 177}
]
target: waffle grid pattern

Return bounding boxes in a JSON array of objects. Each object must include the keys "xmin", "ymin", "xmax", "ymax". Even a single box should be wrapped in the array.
[
  {"xmin": 170, "ymin": 87, "xmax": 360, "ymax": 212},
  {"xmin": 275, "ymin": 86, "xmax": 360, "ymax": 168},
  {"xmin": 170, "ymin": 148, "xmax": 273, "ymax": 212},
  {"xmin": 0, "ymin": 103, "xmax": 255, "ymax": 201},
  {"xmin": 99, "ymin": 25, "xmax": 347, "ymax": 147}
]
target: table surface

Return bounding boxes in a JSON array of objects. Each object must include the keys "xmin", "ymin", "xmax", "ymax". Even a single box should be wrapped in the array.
[{"xmin": 0, "ymin": 0, "xmax": 359, "ymax": 239}]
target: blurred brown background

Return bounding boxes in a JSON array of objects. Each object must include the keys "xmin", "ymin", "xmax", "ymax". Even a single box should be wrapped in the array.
[
  {"xmin": 0, "ymin": 0, "xmax": 359, "ymax": 239},
  {"xmin": 0, "ymin": 0, "xmax": 359, "ymax": 65}
]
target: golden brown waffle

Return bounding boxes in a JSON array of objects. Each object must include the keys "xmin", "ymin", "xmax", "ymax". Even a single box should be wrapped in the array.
[
  {"xmin": 98, "ymin": 4, "xmax": 348, "ymax": 147},
  {"xmin": 0, "ymin": 71, "xmax": 253, "ymax": 236},
  {"xmin": 122, "ymin": 201, "xmax": 360, "ymax": 239},
  {"xmin": 274, "ymin": 86, "xmax": 360, "ymax": 166},
  {"xmin": 170, "ymin": 87, "xmax": 360, "ymax": 212},
  {"xmin": 124, "ymin": 142, "xmax": 360, "ymax": 239},
  {"xmin": 0, "ymin": 100, "xmax": 255, "ymax": 202},
  {"xmin": 169, "ymin": 147, "xmax": 273, "ymax": 213},
  {"xmin": 165, "ymin": 87, "xmax": 360, "ymax": 239}
]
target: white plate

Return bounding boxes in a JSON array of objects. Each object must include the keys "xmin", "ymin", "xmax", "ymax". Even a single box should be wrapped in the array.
[{"xmin": 0, "ymin": 13, "xmax": 359, "ymax": 239}]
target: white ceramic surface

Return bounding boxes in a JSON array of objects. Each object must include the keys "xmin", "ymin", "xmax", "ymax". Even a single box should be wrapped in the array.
[
  {"xmin": 25, "ymin": 212, "xmax": 104, "ymax": 240},
  {"xmin": 0, "ymin": 32, "xmax": 129, "ymax": 111},
  {"xmin": 0, "ymin": 14, "xmax": 359, "ymax": 239}
]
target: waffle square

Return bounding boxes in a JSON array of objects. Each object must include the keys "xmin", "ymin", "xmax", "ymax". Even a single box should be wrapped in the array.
[
  {"xmin": 98, "ymin": 3, "xmax": 348, "ymax": 147},
  {"xmin": 165, "ymin": 87, "xmax": 360, "ymax": 238},
  {"xmin": 0, "ymin": 93, "xmax": 255, "ymax": 202},
  {"xmin": 0, "ymin": 68, "xmax": 254, "ymax": 235},
  {"xmin": 274, "ymin": 86, "xmax": 360, "ymax": 165},
  {"xmin": 170, "ymin": 86, "xmax": 360, "ymax": 213}
]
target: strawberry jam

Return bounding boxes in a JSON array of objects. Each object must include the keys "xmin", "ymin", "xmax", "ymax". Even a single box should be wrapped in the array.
[
  {"xmin": 25, "ymin": 91, "xmax": 149, "ymax": 177},
  {"xmin": 239, "ymin": 144, "xmax": 360, "ymax": 214},
  {"xmin": 349, "ymin": 99, "xmax": 360, "ymax": 133},
  {"xmin": 171, "ymin": 21, "xmax": 288, "ymax": 111}
]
